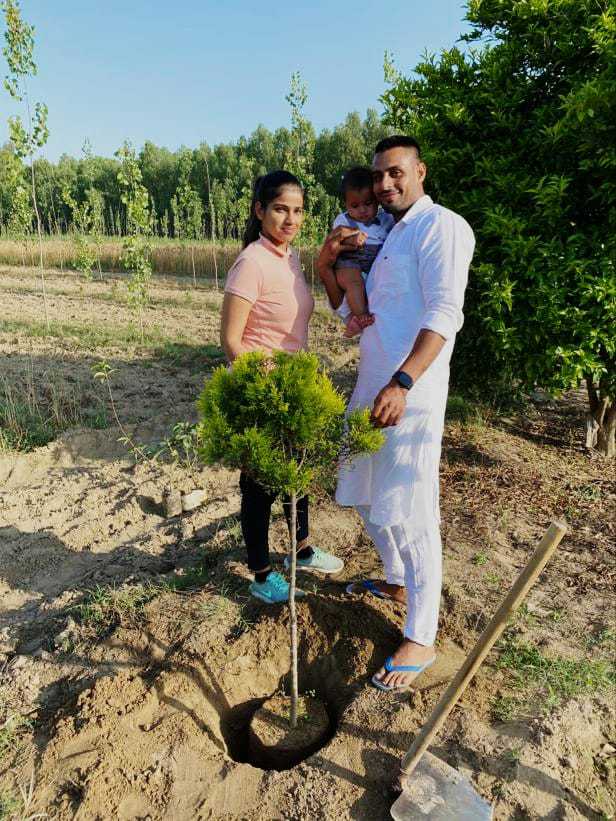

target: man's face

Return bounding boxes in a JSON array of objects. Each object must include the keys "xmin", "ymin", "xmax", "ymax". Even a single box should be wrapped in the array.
[{"xmin": 372, "ymin": 147, "xmax": 426, "ymax": 217}]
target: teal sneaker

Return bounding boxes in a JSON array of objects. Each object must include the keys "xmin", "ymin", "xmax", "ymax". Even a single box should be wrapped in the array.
[
  {"xmin": 249, "ymin": 571, "xmax": 306, "ymax": 604},
  {"xmin": 284, "ymin": 547, "xmax": 344, "ymax": 575}
]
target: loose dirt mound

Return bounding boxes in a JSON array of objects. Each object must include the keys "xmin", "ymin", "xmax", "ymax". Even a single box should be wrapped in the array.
[
  {"xmin": 10, "ymin": 580, "xmax": 615, "ymax": 820},
  {"xmin": 1, "ymin": 267, "xmax": 614, "ymax": 819}
]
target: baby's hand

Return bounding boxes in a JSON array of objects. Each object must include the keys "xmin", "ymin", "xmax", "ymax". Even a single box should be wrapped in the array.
[
  {"xmin": 343, "ymin": 313, "xmax": 374, "ymax": 338},
  {"xmin": 340, "ymin": 230, "xmax": 367, "ymax": 250},
  {"xmin": 357, "ymin": 313, "xmax": 374, "ymax": 329}
]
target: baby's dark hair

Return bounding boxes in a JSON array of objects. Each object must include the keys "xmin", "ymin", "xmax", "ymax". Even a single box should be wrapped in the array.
[
  {"xmin": 243, "ymin": 170, "xmax": 303, "ymax": 248},
  {"xmin": 340, "ymin": 166, "xmax": 374, "ymax": 198}
]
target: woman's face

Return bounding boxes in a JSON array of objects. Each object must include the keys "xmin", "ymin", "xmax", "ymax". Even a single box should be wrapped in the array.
[{"xmin": 256, "ymin": 185, "xmax": 304, "ymax": 246}]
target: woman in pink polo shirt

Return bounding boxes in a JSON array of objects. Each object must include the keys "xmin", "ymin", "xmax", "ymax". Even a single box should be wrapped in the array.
[{"xmin": 221, "ymin": 170, "xmax": 344, "ymax": 605}]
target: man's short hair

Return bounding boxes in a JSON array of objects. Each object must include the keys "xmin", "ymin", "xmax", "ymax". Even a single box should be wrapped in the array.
[
  {"xmin": 340, "ymin": 166, "xmax": 374, "ymax": 196},
  {"xmin": 374, "ymin": 135, "xmax": 421, "ymax": 158}
]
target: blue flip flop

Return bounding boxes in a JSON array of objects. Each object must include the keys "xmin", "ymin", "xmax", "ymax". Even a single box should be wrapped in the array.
[
  {"xmin": 345, "ymin": 579, "xmax": 396, "ymax": 601},
  {"xmin": 371, "ymin": 655, "xmax": 436, "ymax": 692}
]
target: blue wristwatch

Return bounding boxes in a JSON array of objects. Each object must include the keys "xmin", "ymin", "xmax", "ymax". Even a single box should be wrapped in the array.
[{"xmin": 392, "ymin": 370, "xmax": 413, "ymax": 390}]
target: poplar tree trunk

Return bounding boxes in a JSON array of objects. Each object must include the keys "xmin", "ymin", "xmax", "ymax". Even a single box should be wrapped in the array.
[
  {"xmin": 585, "ymin": 376, "xmax": 615, "ymax": 458},
  {"xmin": 289, "ymin": 491, "xmax": 299, "ymax": 728},
  {"xmin": 204, "ymin": 156, "xmax": 218, "ymax": 290},
  {"xmin": 211, "ymin": 242, "xmax": 219, "ymax": 291},
  {"xmin": 29, "ymin": 152, "xmax": 49, "ymax": 329}
]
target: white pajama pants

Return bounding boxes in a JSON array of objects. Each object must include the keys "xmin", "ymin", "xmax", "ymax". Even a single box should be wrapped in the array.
[{"xmin": 356, "ymin": 505, "xmax": 442, "ymax": 646}]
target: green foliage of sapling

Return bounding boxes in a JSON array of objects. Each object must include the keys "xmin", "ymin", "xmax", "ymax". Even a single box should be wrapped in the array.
[
  {"xmin": 197, "ymin": 350, "xmax": 384, "ymax": 728},
  {"xmin": 197, "ymin": 350, "xmax": 382, "ymax": 497}
]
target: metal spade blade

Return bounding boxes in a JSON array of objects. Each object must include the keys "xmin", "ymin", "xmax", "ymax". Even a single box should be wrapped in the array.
[{"xmin": 390, "ymin": 752, "xmax": 492, "ymax": 820}]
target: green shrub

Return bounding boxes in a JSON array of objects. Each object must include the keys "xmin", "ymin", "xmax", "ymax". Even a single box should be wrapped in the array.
[{"xmin": 196, "ymin": 350, "xmax": 384, "ymax": 727}]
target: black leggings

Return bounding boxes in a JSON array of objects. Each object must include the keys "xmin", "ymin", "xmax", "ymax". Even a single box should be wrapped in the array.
[{"xmin": 239, "ymin": 472, "xmax": 309, "ymax": 573}]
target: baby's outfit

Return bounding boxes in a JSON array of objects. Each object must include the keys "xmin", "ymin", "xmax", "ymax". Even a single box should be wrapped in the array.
[
  {"xmin": 332, "ymin": 209, "xmax": 394, "ymax": 324},
  {"xmin": 333, "ymin": 209, "xmax": 394, "ymax": 275}
]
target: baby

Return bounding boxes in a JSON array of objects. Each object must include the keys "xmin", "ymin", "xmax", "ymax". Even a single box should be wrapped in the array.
[{"xmin": 332, "ymin": 166, "xmax": 393, "ymax": 336}]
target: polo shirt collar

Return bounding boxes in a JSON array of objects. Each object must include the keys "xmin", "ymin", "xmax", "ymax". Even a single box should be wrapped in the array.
[
  {"xmin": 258, "ymin": 233, "xmax": 291, "ymax": 258},
  {"xmin": 400, "ymin": 195, "xmax": 434, "ymax": 225}
]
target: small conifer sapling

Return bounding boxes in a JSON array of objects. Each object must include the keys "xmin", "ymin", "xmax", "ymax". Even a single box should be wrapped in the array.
[{"xmin": 197, "ymin": 351, "xmax": 384, "ymax": 727}]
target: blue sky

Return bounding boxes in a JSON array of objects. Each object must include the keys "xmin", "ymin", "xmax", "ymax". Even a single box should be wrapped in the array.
[{"xmin": 1, "ymin": 1, "xmax": 471, "ymax": 161}]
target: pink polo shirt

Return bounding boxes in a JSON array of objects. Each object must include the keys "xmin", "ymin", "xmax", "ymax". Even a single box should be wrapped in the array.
[{"xmin": 225, "ymin": 234, "xmax": 314, "ymax": 353}]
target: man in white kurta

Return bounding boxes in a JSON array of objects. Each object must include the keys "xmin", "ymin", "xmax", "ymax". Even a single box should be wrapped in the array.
[{"xmin": 318, "ymin": 136, "xmax": 475, "ymax": 690}]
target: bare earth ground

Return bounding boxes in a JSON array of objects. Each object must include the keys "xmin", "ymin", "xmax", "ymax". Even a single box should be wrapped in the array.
[{"xmin": 0, "ymin": 266, "xmax": 614, "ymax": 820}]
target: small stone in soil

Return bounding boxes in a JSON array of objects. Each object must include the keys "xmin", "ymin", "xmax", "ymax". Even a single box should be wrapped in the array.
[
  {"xmin": 182, "ymin": 489, "xmax": 206, "ymax": 511},
  {"xmin": 163, "ymin": 487, "xmax": 182, "ymax": 517}
]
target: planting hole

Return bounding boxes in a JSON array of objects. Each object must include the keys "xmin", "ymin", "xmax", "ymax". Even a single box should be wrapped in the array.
[{"xmin": 221, "ymin": 676, "xmax": 342, "ymax": 770}]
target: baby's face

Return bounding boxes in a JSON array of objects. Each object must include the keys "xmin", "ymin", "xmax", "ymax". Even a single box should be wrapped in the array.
[{"xmin": 345, "ymin": 187, "xmax": 378, "ymax": 225}]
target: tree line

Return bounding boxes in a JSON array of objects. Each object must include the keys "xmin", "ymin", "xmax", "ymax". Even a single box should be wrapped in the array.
[{"xmin": 0, "ymin": 108, "xmax": 391, "ymax": 241}]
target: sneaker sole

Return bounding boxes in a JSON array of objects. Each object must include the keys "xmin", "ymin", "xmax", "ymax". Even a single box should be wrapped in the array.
[
  {"xmin": 250, "ymin": 589, "xmax": 307, "ymax": 604},
  {"xmin": 284, "ymin": 560, "xmax": 344, "ymax": 576}
]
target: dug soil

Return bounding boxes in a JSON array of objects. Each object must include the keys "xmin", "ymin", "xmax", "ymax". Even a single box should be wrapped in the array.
[
  {"xmin": 249, "ymin": 695, "xmax": 331, "ymax": 770},
  {"xmin": 0, "ymin": 266, "xmax": 614, "ymax": 820}
]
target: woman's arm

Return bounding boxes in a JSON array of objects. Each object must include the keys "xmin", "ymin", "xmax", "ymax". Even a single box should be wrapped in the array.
[{"xmin": 221, "ymin": 292, "xmax": 253, "ymax": 362}]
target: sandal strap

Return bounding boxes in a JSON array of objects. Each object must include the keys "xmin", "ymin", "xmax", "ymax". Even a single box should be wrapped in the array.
[
  {"xmin": 384, "ymin": 656, "xmax": 435, "ymax": 673},
  {"xmin": 361, "ymin": 580, "xmax": 386, "ymax": 598}
]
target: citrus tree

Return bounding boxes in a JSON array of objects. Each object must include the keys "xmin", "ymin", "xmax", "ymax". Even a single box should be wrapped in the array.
[
  {"xmin": 197, "ymin": 351, "xmax": 384, "ymax": 726},
  {"xmin": 382, "ymin": 0, "xmax": 616, "ymax": 456}
]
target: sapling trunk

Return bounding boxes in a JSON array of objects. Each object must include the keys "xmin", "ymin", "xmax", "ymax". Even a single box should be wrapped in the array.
[
  {"xmin": 289, "ymin": 490, "xmax": 299, "ymax": 728},
  {"xmin": 26, "ymin": 110, "xmax": 49, "ymax": 328},
  {"xmin": 191, "ymin": 244, "xmax": 196, "ymax": 287}
]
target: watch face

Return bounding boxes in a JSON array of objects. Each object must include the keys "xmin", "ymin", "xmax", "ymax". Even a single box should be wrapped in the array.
[{"xmin": 394, "ymin": 371, "xmax": 413, "ymax": 389}]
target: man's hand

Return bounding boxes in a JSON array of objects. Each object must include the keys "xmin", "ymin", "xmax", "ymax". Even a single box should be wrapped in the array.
[
  {"xmin": 318, "ymin": 225, "xmax": 367, "ymax": 268},
  {"xmin": 371, "ymin": 380, "xmax": 408, "ymax": 427},
  {"xmin": 317, "ymin": 226, "xmax": 367, "ymax": 310}
]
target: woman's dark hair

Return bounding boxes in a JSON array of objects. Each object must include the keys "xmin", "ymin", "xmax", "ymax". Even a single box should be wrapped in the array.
[{"xmin": 243, "ymin": 170, "xmax": 303, "ymax": 248}]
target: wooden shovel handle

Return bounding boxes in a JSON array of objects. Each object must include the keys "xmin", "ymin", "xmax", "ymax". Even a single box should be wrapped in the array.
[{"xmin": 400, "ymin": 519, "xmax": 567, "ymax": 777}]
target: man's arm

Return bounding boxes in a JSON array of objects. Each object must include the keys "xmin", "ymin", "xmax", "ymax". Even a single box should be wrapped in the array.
[
  {"xmin": 371, "ymin": 329, "xmax": 446, "ymax": 427},
  {"xmin": 371, "ymin": 211, "xmax": 474, "ymax": 428},
  {"xmin": 317, "ymin": 226, "xmax": 366, "ymax": 309}
]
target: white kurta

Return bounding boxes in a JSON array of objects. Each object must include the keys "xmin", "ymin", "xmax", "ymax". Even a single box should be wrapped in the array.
[{"xmin": 336, "ymin": 195, "xmax": 475, "ymax": 528}]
